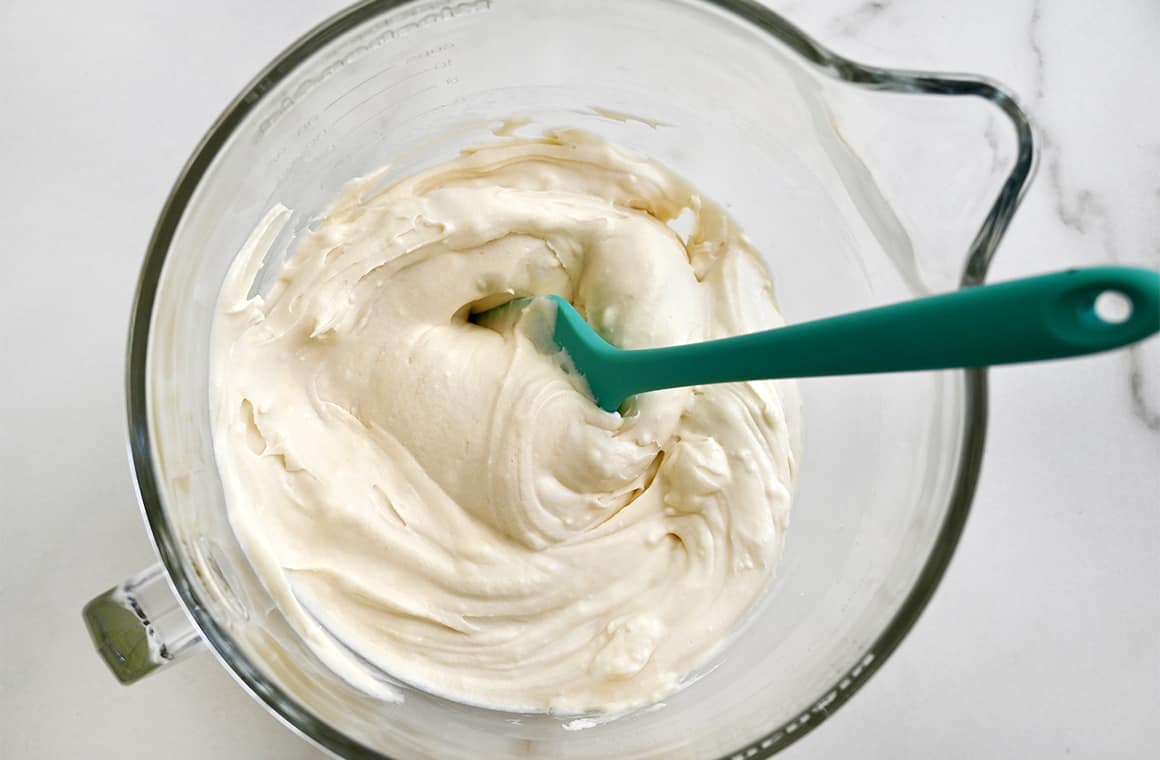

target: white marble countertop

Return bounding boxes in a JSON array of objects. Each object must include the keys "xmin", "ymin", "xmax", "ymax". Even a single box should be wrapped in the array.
[{"xmin": 1, "ymin": 1, "xmax": 1156, "ymax": 758}]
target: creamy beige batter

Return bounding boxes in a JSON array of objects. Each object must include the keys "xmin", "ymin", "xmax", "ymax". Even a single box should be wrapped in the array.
[{"xmin": 212, "ymin": 129, "xmax": 801, "ymax": 713}]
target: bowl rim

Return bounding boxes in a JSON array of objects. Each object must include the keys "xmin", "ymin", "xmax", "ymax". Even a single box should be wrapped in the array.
[{"xmin": 124, "ymin": 1, "xmax": 1036, "ymax": 757}]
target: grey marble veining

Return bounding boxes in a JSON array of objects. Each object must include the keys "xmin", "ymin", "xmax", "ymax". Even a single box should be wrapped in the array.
[
  {"xmin": 1028, "ymin": 0, "xmax": 1046, "ymax": 101},
  {"xmin": 1028, "ymin": 2, "xmax": 1160, "ymax": 433},
  {"xmin": 1129, "ymin": 348, "xmax": 1160, "ymax": 431},
  {"xmin": 829, "ymin": 0, "xmax": 893, "ymax": 38}
]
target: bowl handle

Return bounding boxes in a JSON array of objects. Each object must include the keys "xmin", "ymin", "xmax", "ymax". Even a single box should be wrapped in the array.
[{"xmin": 82, "ymin": 564, "xmax": 202, "ymax": 684}]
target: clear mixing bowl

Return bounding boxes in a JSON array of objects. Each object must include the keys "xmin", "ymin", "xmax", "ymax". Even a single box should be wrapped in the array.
[{"xmin": 82, "ymin": 0, "xmax": 1035, "ymax": 757}]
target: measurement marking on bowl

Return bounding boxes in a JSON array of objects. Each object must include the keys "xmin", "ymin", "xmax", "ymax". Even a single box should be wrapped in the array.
[
  {"xmin": 331, "ymin": 63, "xmax": 455, "ymax": 125},
  {"xmin": 729, "ymin": 652, "xmax": 878, "ymax": 759},
  {"xmin": 257, "ymin": 0, "xmax": 491, "ymax": 136},
  {"xmin": 325, "ymin": 42, "xmax": 457, "ymax": 113}
]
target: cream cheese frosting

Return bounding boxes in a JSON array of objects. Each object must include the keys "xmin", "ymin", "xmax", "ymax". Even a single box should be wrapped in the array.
[{"xmin": 211, "ymin": 129, "xmax": 801, "ymax": 713}]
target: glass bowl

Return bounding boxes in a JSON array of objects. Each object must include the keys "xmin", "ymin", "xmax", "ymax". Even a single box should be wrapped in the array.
[{"xmin": 83, "ymin": 0, "xmax": 1034, "ymax": 757}]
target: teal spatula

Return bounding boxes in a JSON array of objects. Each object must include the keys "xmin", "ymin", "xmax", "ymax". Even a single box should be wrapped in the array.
[{"xmin": 481, "ymin": 267, "xmax": 1160, "ymax": 412}]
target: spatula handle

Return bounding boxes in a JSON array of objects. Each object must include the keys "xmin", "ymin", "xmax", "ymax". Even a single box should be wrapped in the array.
[{"xmin": 622, "ymin": 266, "xmax": 1160, "ymax": 391}]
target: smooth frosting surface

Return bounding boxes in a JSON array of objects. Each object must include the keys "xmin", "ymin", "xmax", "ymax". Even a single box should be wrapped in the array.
[{"xmin": 212, "ymin": 130, "xmax": 800, "ymax": 713}]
